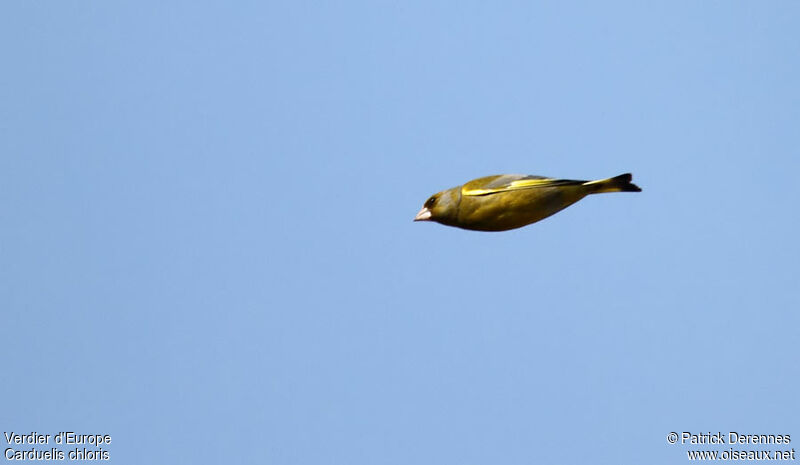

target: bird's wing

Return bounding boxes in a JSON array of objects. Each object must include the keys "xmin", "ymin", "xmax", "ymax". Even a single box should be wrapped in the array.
[{"xmin": 462, "ymin": 174, "xmax": 587, "ymax": 197}]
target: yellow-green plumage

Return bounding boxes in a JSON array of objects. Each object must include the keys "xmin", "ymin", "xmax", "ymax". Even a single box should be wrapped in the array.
[{"xmin": 414, "ymin": 173, "xmax": 641, "ymax": 231}]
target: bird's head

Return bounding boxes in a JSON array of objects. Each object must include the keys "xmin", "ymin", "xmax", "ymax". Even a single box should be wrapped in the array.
[{"xmin": 414, "ymin": 186, "xmax": 460, "ymax": 225}]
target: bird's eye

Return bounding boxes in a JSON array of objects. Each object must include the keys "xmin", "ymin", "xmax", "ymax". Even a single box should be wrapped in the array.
[{"xmin": 425, "ymin": 196, "xmax": 436, "ymax": 207}]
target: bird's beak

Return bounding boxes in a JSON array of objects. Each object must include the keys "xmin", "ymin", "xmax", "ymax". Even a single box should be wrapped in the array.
[{"xmin": 414, "ymin": 207, "xmax": 432, "ymax": 222}]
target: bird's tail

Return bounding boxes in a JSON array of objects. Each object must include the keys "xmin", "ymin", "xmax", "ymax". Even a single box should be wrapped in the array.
[{"xmin": 584, "ymin": 173, "xmax": 642, "ymax": 193}]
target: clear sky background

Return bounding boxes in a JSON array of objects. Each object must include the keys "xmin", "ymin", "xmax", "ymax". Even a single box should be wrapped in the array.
[{"xmin": 2, "ymin": 2, "xmax": 798, "ymax": 464}]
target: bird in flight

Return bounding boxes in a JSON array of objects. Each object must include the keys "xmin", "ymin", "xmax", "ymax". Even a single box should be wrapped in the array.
[{"xmin": 414, "ymin": 172, "xmax": 641, "ymax": 231}]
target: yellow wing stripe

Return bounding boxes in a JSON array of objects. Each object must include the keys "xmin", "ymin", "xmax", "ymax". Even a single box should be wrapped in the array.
[
  {"xmin": 462, "ymin": 178, "xmax": 581, "ymax": 196},
  {"xmin": 508, "ymin": 179, "xmax": 561, "ymax": 188},
  {"xmin": 460, "ymin": 187, "xmax": 498, "ymax": 196}
]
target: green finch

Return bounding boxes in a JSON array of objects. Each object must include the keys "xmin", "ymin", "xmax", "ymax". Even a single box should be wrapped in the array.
[{"xmin": 414, "ymin": 172, "xmax": 641, "ymax": 231}]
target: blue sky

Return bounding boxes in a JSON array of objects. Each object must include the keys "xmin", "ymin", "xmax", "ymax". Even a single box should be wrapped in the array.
[{"xmin": 2, "ymin": 1, "xmax": 798, "ymax": 464}]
